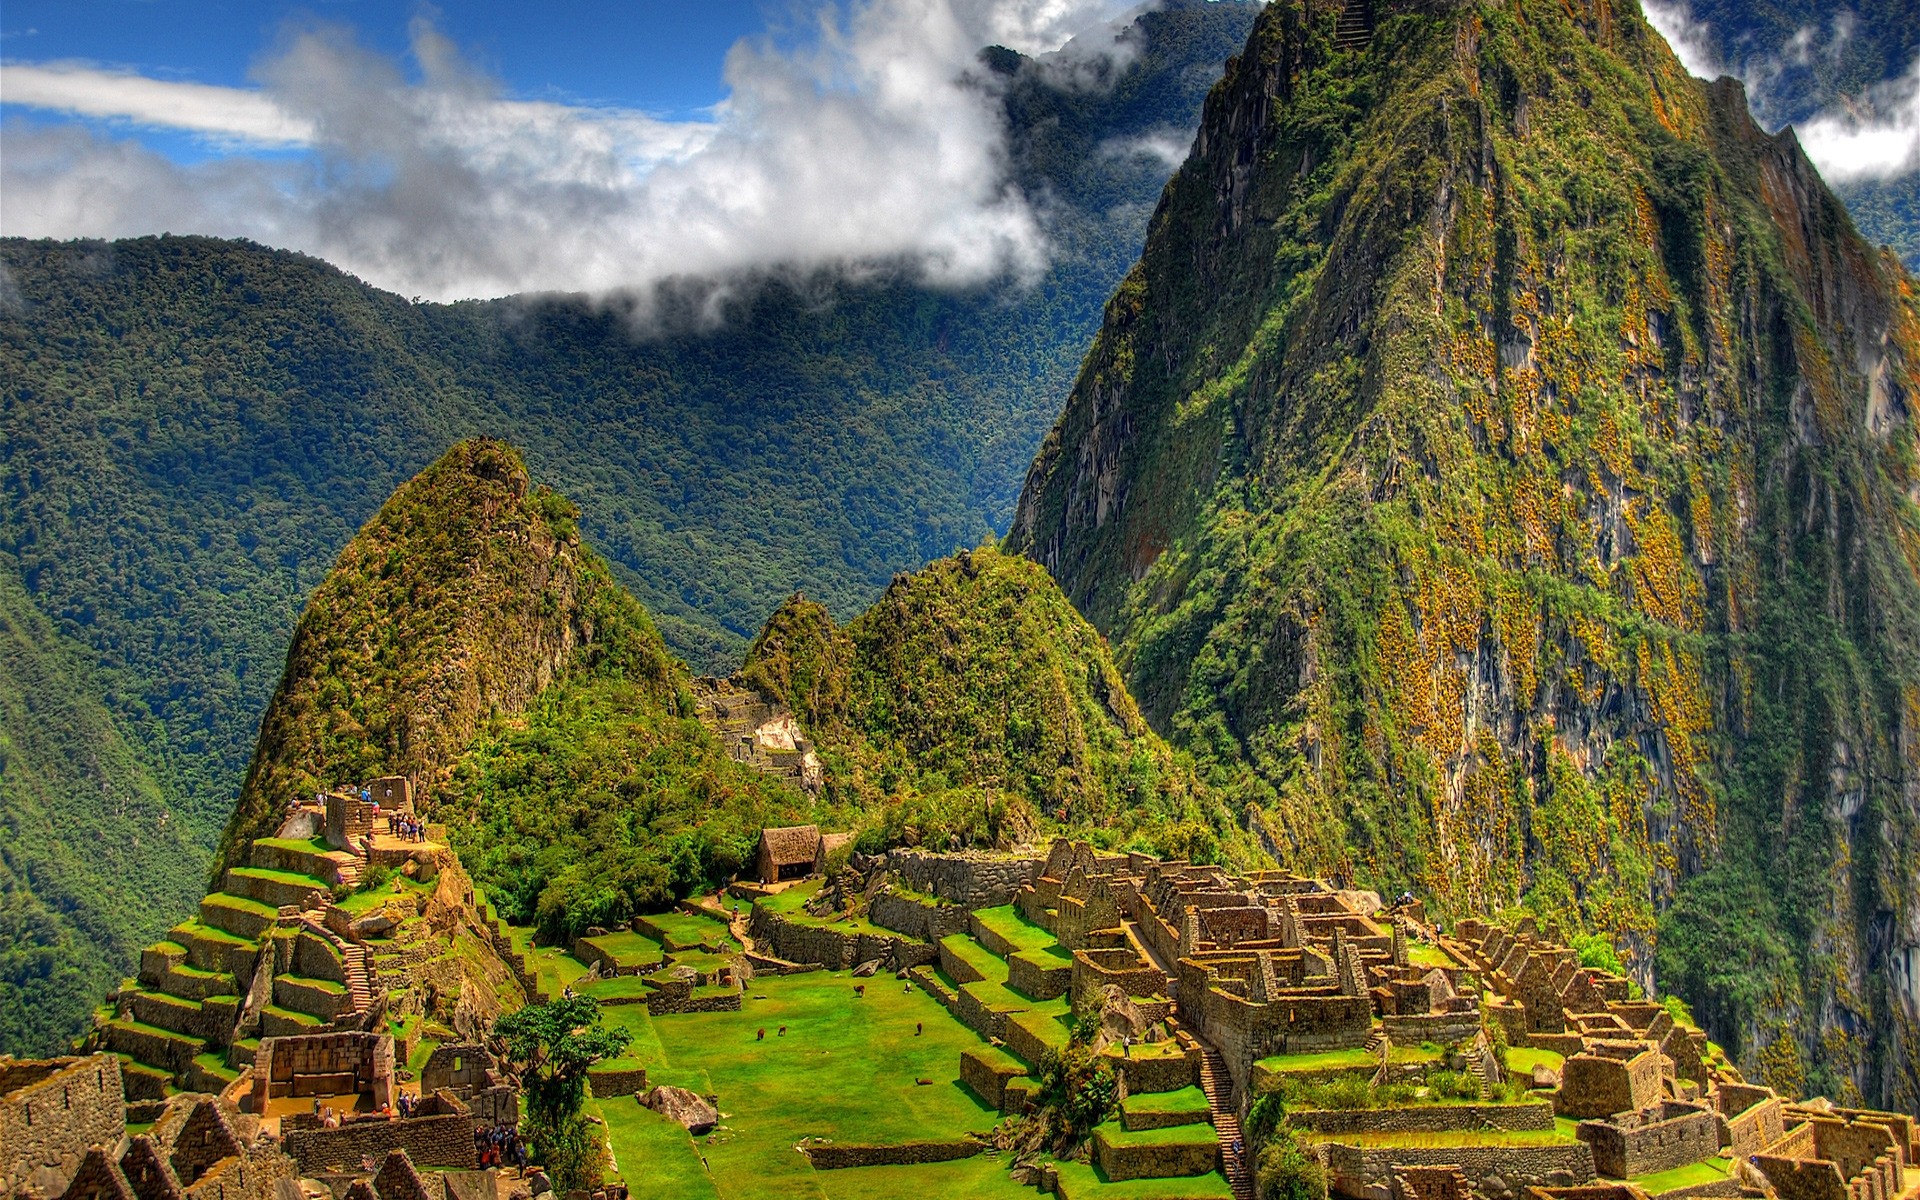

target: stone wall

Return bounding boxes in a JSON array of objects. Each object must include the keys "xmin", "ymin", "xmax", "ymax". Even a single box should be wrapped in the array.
[
  {"xmin": 1382, "ymin": 1012, "xmax": 1483, "ymax": 1047},
  {"xmin": 869, "ymin": 893, "xmax": 971, "ymax": 943},
  {"xmin": 252, "ymin": 1033, "xmax": 394, "ymax": 1112},
  {"xmin": 1722, "ymin": 1093, "xmax": 1787, "ymax": 1159},
  {"xmin": 644, "ymin": 991, "xmax": 743, "ymax": 1016},
  {"xmin": 282, "ymin": 1113, "xmax": 477, "ymax": 1174},
  {"xmin": 800, "ymin": 1140, "xmax": 983, "ymax": 1170},
  {"xmin": 1318, "ymin": 1140, "xmax": 1597, "ymax": 1199},
  {"xmin": 748, "ymin": 908, "xmax": 933, "ymax": 972},
  {"xmin": 1070, "ymin": 948, "xmax": 1164, "ymax": 1011},
  {"xmin": 1290, "ymin": 1102, "xmax": 1556, "ymax": 1134},
  {"xmin": 1558, "ymin": 1047, "xmax": 1662, "ymax": 1120},
  {"xmin": 1093, "ymin": 1127, "xmax": 1218, "ymax": 1181},
  {"xmin": 1577, "ymin": 1103, "xmax": 1721, "ymax": 1178},
  {"xmin": 1007, "ymin": 952, "xmax": 1071, "ymax": 1001},
  {"xmin": 1, "ymin": 1056, "xmax": 126, "ymax": 1198},
  {"xmin": 960, "ymin": 1049, "xmax": 1023, "ymax": 1110},
  {"xmin": 1107, "ymin": 1047, "xmax": 1197, "ymax": 1094},
  {"xmin": 586, "ymin": 1069, "xmax": 651, "ymax": 1099},
  {"xmin": 871, "ymin": 850, "xmax": 1041, "ymax": 908}
]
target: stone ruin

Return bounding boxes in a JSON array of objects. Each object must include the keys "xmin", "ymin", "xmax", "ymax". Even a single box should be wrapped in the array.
[{"xmin": 3, "ymin": 1054, "xmax": 297, "ymax": 1200}]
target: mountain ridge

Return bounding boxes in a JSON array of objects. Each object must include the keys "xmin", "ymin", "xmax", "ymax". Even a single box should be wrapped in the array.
[{"xmin": 1010, "ymin": 0, "xmax": 1920, "ymax": 1108}]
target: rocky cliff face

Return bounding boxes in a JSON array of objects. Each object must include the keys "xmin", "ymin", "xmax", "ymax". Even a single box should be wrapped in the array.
[
  {"xmin": 1008, "ymin": 0, "xmax": 1920, "ymax": 1108},
  {"xmin": 216, "ymin": 438, "xmax": 674, "ymax": 869}
]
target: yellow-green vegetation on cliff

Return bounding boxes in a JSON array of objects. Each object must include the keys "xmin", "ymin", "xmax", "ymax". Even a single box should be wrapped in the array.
[
  {"xmin": 216, "ymin": 438, "xmax": 674, "ymax": 872},
  {"xmin": 1008, "ymin": 0, "xmax": 1920, "ymax": 1107},
  {"xmin": 742, "ymin": 546, "xmax": 1247, "ymax": 864}
]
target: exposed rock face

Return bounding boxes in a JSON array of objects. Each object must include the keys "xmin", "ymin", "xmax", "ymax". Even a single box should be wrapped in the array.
[
  {"xmin": 216, "ymin": 439, "xmax": 674, "ymax": 871},
  {"xmin": 642, "ymin": 1085, "xmax": 718, "ymax": 1135},
  {"xmin": 1008, "ymin": 0, "xmax": 1920, "ymax": 1108}
]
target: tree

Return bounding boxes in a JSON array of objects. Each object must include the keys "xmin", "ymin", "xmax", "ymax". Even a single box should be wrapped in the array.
[{"xmin": 494, "ymin": 996, "xmax": 630, "ymax": 1191}]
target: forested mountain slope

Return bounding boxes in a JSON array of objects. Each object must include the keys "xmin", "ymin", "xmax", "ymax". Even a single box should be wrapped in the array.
[
  {"xmin": 0, "ymin": 1, "xmax": 1258, "ymax": 1057},
  {"xmin": 1010, "ymin": 0, "xmax": 1920, "ymax": 1110}
]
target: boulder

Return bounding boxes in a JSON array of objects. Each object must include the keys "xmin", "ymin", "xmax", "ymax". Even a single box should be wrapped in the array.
[
  {"xmin": 1530, "ymin": 1064, "xmax": 1561, "ymax": 1090},
  {"xmin": 642, "ymin": 1085, "xmax": 718, "ymax": 1135},
  {"xmin": 852, "ymin": 959, "xmax": 883, "ymax": 978},
  {"xmin": 1098, "ymin": 985, "xmax": 1150, "ymax": 1047},
  {"xmin": 351, "ymin": 914, "xmax": 398, "ymax": 939},
  {"xmin": 527, "ymin": 1172, "xmax": 551, "ymax": 1197}
]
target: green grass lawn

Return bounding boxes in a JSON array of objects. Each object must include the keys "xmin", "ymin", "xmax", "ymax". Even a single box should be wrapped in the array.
[
  {"xmin": 1052, "ymin": 1161, "xmax": 1234, "ymax": 1199},
  {"xmin": 641, "ymin": 971, "xmax": 1003, "ymax": 1199},
  {"xmin": 582, "ymin": 930, "xmax": 666, "ymax": 968},
  {"xmin": 644, "ymin": 910, "xmax": 739, "ymax": 951},
  {"xmin": 229, "ymin": 866, "xmax": 328, "ymax": 890},
  {"xmin": 1631, "ymin": 1158, "xmax": 1730, "ymax": 1194},
  {"xmin": 756, "ymin": 881, "xmax": 894, "ymax": 937},
  {"xmin": 592, "ymin": 1094, "xmax": 720, "ymax": 1200},
  {"xmin": 814, "ymin": 1155, "xmax": 1034, "ymax": 1200},
  {"xmin": 1505, "ymin": 1047, "xmax": 1566, "ymax": 1075},
  {"xmin": 336, "ymin": 877, "xmax": 433, "ymax": 917},
  {"xmin": 1121, "ymin": 1086, "xmax": 1210, "ymax": 1117},
  {"xmin": 970, "ymin": 906, "xmax": 1060, "ymax": 955},
  {"xmin": 1406, "ymin": 943, "xmax": 1458, "ymax": 969}
]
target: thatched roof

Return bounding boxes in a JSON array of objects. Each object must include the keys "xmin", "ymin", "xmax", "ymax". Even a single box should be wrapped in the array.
[{"xmin": 759, "ymin": 825, "xmax": 821, "ymax": 867}]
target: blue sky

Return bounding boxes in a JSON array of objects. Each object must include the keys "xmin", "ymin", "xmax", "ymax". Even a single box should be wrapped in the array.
[{"xmin": 1, "ymin": 2, "xmax": 769, "ymax": 129}]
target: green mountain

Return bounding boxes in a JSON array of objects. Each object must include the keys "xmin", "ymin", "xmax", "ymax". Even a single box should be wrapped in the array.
[
  {"xmin": 0, "ymin": 2, "xmax": 1258, "ymax": 1056},
  {"xmin": 1008, "ymin": 0, "xmax": 1920, "ymax": 1110},
  {"xmin": 740, "ymin": 546, "xmax": 1238, "ymax": 863},
  {"xmin": 0, "ymin": 563, "xmax": 205, "ymax": 1055}
]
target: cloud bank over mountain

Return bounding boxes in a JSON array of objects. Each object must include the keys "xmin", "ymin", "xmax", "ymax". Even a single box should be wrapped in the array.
[
  {"xmin": 0, "ymin": 0, "xmax": 1140, "ymax": 300},
  {"xmin": 1643, "ymin": 0, "xmax": 1920, "ymax": 183}
]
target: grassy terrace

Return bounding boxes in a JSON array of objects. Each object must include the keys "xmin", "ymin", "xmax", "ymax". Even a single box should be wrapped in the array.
[
  {"xmin": 1406, "ymin": 943, "xmax": 1458, "ymax": 969},
  {"xmin": 1632, "ymin": 1159, "xmax": 1730, "ymax": 1194},
  {"xmin": 1255, "ymin": 1044, "xmax": 1440, "ymax": 1074},
  {"xmin": 336, "ymin": 877, "xmax": 433, "ymax": 917},
  {"xmin": 644, "ymin": 910, "xmax": 738, "ymax": 951},
  {"xmin": 970, "ymin": 906, "xmax": 1058, "ymax": 955},
  {"xmin": 591, "ymin": 1095, "xmax": 718, "ymax": 1200},
  {"xmin": 585, "ymin": 956, "xmax": 1003, "ymax": 1200},
  {"xmin": 1300, "ymin": 1129, "xmax": 1578, "ymax": 1148},
  {"xmin": 1505, "ymin": 1047, "xmax": 1566, "ymax": 1074},
  {"xmin": 757, "ymin": 881, "xmax": 894, "ymax": 938},
  {"xmin": 252, "ymin": 836, "xmax": 333, "ymax": 855},
  {"xmin": 582, "ymin": 930, "xmax": 665, "ymax": 967},
  {"xmin": 1096, "ymin": 1120, "xmax": 1219, "ymax": 1149},
  {"xmin": 229, "ymin": 866, "xmax": 329, "ymax": 889},
  {"xmin": 1052, "ymin": 1161, "xmax": 1234, "ymax": 1199},
  {"xmin": 1122, "ymin": 1086, "xmax": 1210, "ymax": 1117}
]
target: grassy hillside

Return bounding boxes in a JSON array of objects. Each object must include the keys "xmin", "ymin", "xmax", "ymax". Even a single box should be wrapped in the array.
[
  {"xmin": 0, "ymin": 565, "xmax": 205, "ymax": 1054},
  {"xmin": 742, "ymin": 546, "xmax": 1243, "ymax": 864}
]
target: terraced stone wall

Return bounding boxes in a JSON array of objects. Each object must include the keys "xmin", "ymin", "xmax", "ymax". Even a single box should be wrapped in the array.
[
  {"xmin": 1291, "ymin": 1102, "xmax": 1557, "ymax": 1134},
  {"xmin": 281, "ymin": 1112, "xmax": 476, "ymax": 1174},
  {"xmin": 873, "ymin": 850, "xmax": 1041, "ymax": 908}
]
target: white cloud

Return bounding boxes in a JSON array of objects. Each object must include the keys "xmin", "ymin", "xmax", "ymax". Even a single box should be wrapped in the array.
[
  {"xmin": 1640, "ymin": 0, "xmax": 1722, "ymax": 81},
  {"xmin": 0, "ymin": 61, "xmax": 315, "ymax": 146},
  {"xmin": 0, "ymin": 0, "xmax": 1141, "ymax": 301},
  {"xmin": 1794, "ymin": 62, "xmax": 1920, "ymax": 182},
  {"xmin": 1642, "ymin": 1, "xmax": 1919, "ymax": 184}
]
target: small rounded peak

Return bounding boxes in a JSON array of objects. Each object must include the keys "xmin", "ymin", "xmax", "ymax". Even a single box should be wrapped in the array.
[{"xmin": 437, "ymin": 437, "xmax": 531, "ymax": 497}]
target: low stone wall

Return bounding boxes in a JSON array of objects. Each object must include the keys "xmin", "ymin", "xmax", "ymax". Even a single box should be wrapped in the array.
[
  {"xmin": 801, "ymin": 1140, "xmax": 982, "ymax": 1169},
  {"xmin": 960, "ymin": 1049, "xmax": 1023, "ymax": 1109},
  {"xmin": 1071, "ymin": 948, "xmax": 1165, "ymax": 1011},
  {"xmin": 282, "ymin": 1113, "xmax": 477, "ymax": 1174},
  {"xmin": 1290, "ymin": 1101, "xmax": 1556, "ymax": 1135},
  {"xmin": 1108, "ymin": 1048, "xmax": 1197, "ymax": 1095},
  {"xmin": 1525, "ymin": 1033, "xmax": 1588, "ymax": 1057},
  {"xmin": 870, "ymin": 849, "xmax": 1041, "ymax": 908},
  {"xmin": 1382, "ymin": 1012, "xmax": 1482, "ymax": 1047},
  {"xmin": 1094, "ymin": 1127, "xmax": 1218, "ymax": 1181},
  {"xmin": 749, "ymin": 908, "xmax": 934, "ymax": 972},
  {"xmin": 1122, "ymin": 1104, "xmax": 1211, "ymax": 1132},
  {"xmin": 940, "ymin": 941, "xmax": 988, "ymax": 986},
  {"xmin": 870, "ymin": 893, "xmax": 971, "ymax": 943},
  {"xmin": 744, "ymin": 951, "xmax": 819, "ymax": 976},
  {"xmin": 586, "ymin": 1069, "xmax": 650, "ymax": 1098},
  {"xmin": 645, "ymin": 991, "xmax": 743, "ymax": 1016},
  {"xmin": 1002, "ymin": 1011, "xmax": 1065, "ymax": 1068},
  {"xmin": 1007, "ymin": 952, "xmax": 1070, "ymax": 1001},
  {"xmin": 953, "ymin": 985, "xmax": 1013, "ymax": 1041},
  {"xmin": 1318, "ymin": 1139, "xmax": 1596, "ymax": 1198}
]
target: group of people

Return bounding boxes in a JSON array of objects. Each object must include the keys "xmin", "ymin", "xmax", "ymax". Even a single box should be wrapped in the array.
[
  {"xmin": 311, "ymin": 1100, "xmax": 347, "ymax": 1128},
  {"xmin": 475, "ymin": 1124, "xmax": 528, "ymax": 1170},
  {"xmin": 385, "ymin": 810, "xmax": 428, "ymax": 842}
]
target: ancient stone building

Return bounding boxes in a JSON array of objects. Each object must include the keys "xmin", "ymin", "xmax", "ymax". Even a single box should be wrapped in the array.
[{"xmin": 3, "ymin": 1056, "xmax": 127, "ymax": 1199}]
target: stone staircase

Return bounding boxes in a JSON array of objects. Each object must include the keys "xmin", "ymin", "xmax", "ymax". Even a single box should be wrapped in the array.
[
  {"xmin": 1335, "ymin": 0, "xmax": 1372, "ymax": 50},
  {"xmin": 343, "ymin": 944, "xmax": 373, "ymax": 1012},
  {"xmin": 1198, "ymin": 1045, "xmax": 1254, "ymax": 1200},
  {"xmin": 1471, "ymin": 1037, "xmax": 1502, "ymax": 1101}
]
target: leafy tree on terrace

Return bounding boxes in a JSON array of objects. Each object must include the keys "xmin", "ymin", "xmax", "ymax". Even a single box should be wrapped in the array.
[{"xmin": 493, "ymin": 996, "xmax": 630, "ymax": 1190}]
